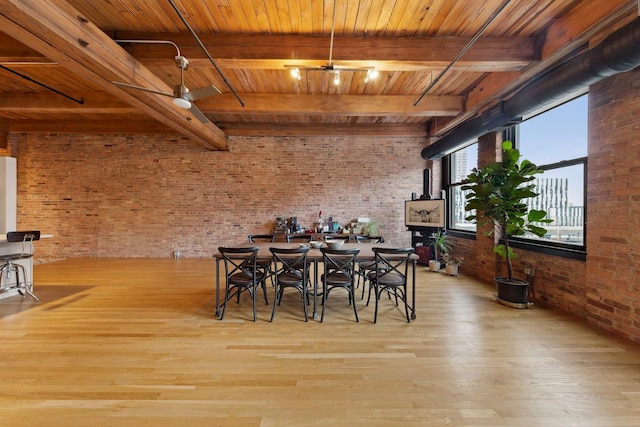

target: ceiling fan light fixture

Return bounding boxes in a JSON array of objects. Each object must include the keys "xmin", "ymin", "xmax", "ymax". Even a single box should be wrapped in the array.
[
  {"xmin": 333, "ymin": 71, "xmax": 340, "ymax": 85},
  {"xmin": 364, "ymin": 69, "xmax": 379, "ymax": 83},
  {"xmin": 290, "ymin": 68, "xmax": 301, "ymax": 80},
  {"xmin": 173, "ymin": 97, "xmax": 192, "ymax": 109}
]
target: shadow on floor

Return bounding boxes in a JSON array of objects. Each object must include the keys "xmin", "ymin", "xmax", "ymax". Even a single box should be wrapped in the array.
[{"xmin": 0, "ymin": 285, "xmax": 92, "ymax": 318}]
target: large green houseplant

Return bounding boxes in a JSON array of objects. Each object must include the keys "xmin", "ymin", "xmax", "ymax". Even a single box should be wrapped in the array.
[{"xmin": 461, "ymin": 140, "xmax": 551, "ymax": 307}]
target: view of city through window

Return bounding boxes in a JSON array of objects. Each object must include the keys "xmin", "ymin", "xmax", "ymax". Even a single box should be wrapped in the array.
[{"xmin": 450, "ymin": 95, "xmax": 587, "ymax": 246}]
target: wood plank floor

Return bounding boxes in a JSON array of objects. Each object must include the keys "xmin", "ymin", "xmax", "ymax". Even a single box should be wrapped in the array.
[{"xmin": 1, "ymin": 258, "xmax": 640, "ymax": 426}]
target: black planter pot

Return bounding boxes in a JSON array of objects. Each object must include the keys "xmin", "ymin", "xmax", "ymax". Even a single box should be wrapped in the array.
[{"xmin": 494, "ymin": 277, "xmax": 530, "ymax": 308}]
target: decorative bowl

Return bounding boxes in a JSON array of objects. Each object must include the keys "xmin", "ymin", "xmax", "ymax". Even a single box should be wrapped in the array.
[
  {"xmin": 325, "ymin": 240, "xmax": 345, "ymax": 249},
  {"xmin": 309, "ymin": 241, "xmax": 323, "ymax": 249}
]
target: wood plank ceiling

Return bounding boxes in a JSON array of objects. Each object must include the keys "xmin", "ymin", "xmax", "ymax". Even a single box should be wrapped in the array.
[{"xmin": 0, "ymin": 0, "xmax": 637, "ymax": 150}]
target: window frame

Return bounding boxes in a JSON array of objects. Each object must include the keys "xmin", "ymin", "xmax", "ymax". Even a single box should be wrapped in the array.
[
  {"xmin": 442, "ymin": 96, "xmax": 588, "ymax": 261},
  {"xmin": 444, "ymin": 142, "xmax": 478, "ymax": 239}
]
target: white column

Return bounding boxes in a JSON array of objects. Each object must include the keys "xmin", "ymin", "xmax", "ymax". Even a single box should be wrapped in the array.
[
  {"xmin": 0, "ymin": 156, "xmax": 17, "ymax": 234},
  {"xmin": 0, "ymin": 157, "xmax": 20, "ymax": 299}
]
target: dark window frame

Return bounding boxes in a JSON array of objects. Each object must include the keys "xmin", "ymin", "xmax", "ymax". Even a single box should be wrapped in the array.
[{"xmin": 442, "ymin": 97, "xmax": 588, "ymax": 261}]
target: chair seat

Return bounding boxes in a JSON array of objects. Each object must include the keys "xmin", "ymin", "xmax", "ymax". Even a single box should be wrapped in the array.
[
  {"xmin": 323, "ymin": 271, "xmax": 351, "ymax": 285},
  {"xmin": 277, "ymin": 271, "xmax": 303, "ymax": 285},
  {"xmin": 228, "ymin": 271, "xmax": 260, "ymax": 286},
  {"xmin": 370, "ymin": 271, "xmax": 405, "ymax": 286},
  {"xmin": 0, "ymin": 253, "xmax": 30, "ymax": 262},
  {"xmin": 358, "ymin": 260, "xmax": 375, "ymax": 269},
  {"xmin": 255, "ymin": 258, "xmax": 271, "ymax": 267}
]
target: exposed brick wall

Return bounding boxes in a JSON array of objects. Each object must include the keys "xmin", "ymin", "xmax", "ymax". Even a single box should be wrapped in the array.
[
  {"xmin": 586, "ymin": 68, "xmax": 640, "ymax": 341},
  {"xmin": 12, "ymin": 134, "xmax": 426, "ymax": 258},
  {"xmin": 445, "ymin": 68, "xmax": 640, "ymax": 343},
  {"xmin": 448, "ymin": 123, "xmax": 590, "ymax": 319}
]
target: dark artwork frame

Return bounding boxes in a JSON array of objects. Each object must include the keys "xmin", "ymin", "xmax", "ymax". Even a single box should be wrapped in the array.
[{"xmin": 405, "ymin": 199, "xmax": 445, "ymax": 228}]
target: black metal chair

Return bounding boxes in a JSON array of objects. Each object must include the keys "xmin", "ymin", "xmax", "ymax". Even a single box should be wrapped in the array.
[
  {"xmin": 320, "ymin": 247, "xmax": 360, "ymax": 322},
  {"xmin": 354, "ymin": 235, "xmax": 384, "ymax": 299},
  {"xmin": 366, "ymin": 247, "xmax": 414, "ymax": 323},
  {"xmin": 248, "ymin": 234, "xmax": 275, "ymax": 243},
  {"xmin": 0, "ymin": 230, "xmax": 41, "ymax": 301},
  {"xmin": 248, "ymin": 234, "xmax": 276, "ymax": 283},
  {"xmin": 286, "ymin": 234, "xmax": 311, "ymax": 243},
  {"xmin": 218, "ymin": 246, "xmax": 269, "ymax": 321},
  {"xmin": 269, "ymin": 246, "xmax": 310, "ymax": 322}
]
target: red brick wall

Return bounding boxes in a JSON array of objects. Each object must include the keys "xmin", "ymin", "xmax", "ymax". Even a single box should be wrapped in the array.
[
  {"xmin": 446, "ymin": 68, "xmax": 640, "ymax": 342},
  {"xmin": 12, "ymin": 134, "xmax": 426, "ymax": 258},
  {"xmin": 449, "ymin": 124, "xmax": 589, "ymax": 318},
  {"xmin": 586, "ymin": 68, "xmax": 640, "ymax": 341}
]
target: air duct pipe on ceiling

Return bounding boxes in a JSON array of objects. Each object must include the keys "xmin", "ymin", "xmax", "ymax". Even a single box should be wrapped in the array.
[{"xmin": 422, "ymin": 16, "xmax": 640, "ymax": 160}]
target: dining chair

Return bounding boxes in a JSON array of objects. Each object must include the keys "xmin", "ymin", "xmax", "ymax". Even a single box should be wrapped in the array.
[
  {"xmin": 248, "ymin": 234, "xmax": 276, "ymax": 283},
  {"xmin": 269, "ymin": 246, "xmax": 311, "ymax": 322},
  {"xmin": 286, "ymin": 234, "xmax": 311, "ymax": 243},
  {"xmin": 366, "ymin": 247, "xmax": 415, "ymax": 323},
  {"xmin": 0, "ymin": 230, "xmax": 41, "ymax": 301},
  {"xmin": 217, "ymin": 246, "xmax": 269, "ymax": 321},
  {"xmin": 248, "ymin": 234, "xmax": 275, "ymax": 243},
  {"xmin": 354, "ymin": 234, "xmax": 384, "ymax": 299},
  {"xmin": 320, "ymin": 247, "xmax": 360, "ymax": 322}
]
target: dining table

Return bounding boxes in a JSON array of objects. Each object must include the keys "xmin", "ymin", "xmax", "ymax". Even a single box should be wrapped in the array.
[{"xmin": 213, "ymin": 242, "xmax": 417, "ymax": 321}]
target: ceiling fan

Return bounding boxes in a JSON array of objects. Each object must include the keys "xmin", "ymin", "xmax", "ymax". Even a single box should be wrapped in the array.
[
  {"xmin": 284, "ymin": 1, "xmax": 378, "ymax": 84},
  {"xmin": 111, "ymin": 41, "xmax": 221, "ymax": 123}
]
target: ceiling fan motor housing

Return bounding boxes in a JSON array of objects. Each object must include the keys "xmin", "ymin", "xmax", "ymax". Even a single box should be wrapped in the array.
[{"xmin": 175, "ymin": 55, "xmax": 189, "ymax": 70}]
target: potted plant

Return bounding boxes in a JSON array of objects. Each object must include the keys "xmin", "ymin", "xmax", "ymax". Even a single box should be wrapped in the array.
[
  {"xmin": 427, "ymin": 229, "xmax": 453, "ymax": 272},
  {"xmin": 461, "ymin": 140, "xmax": 551, "ymax": 307},
  {"xmin": 361, "ymin": 221, "xmax": 379, "ymax": 236},
  {"xmin": 442, "ymin": 253, "xmax": 463, "ymax": 276}
]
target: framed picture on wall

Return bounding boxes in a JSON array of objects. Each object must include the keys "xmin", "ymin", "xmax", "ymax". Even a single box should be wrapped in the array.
[{"xmin": 405, "ymin": 199, "xmax": 445, "ymax": 228}]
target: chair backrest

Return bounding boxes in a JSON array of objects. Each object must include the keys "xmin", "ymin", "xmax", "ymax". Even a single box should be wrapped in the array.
[
  {"xmin": 248, "ymin": 234, "xmax": 275, "ymax": 243},
  {"xmin": 218, "ymin": 246, "xmax": 259, "ymax": 280},
  {"xmin": 270, "ymin": 246, "xmax": 310, "ymax": 277},
  {"xmin": 7, "ymin": 230, "xmax": 41, "ymax": 242},
  {"xmin": 372, "ymin": 247, "xmax": 414, "ymax": 284},
  {"xmin": 7, "ymin": 230, "xmax": 41, "ymax": 256},
  {"xmin": 355, "ymin": 235, "xmax": 384, "ymax": 244},
  {"xmin": 321, "ymin": 247, "xmax": 360, "ymax": 279},
  {"xmin": 286, "ymin": 234, "xmax": 311, "ymax": 243}
]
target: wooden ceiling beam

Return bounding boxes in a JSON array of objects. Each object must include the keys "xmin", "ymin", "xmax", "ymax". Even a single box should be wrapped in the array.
[
  {"xmin": 219, "ymin": 123, "xmax": 426, "ymax": 137},
  {"xmin": 0, "ymin": 0, "xmax": 228, "ymax": 150},
  {"xmin": 0, "ymin": 128, "xmax": 7, "ymax": 148},
  {"xmin": 5, "ymin": 120, "xmax": 426, "ymax": 137},
  {"xmin": 0, "ymin": 31, "xmax": 533, "ymax": 71},
  {"xmin": 0, "ymin": 93, "xmax": 462, "ymax": 117},
  {"xmin": 6, "ymin": 119, "xmax": 174, "ymax": 134},
  {"xmin": 110, "ymin": 33, "xmax": 535, "ymax": 72},
  {"xmin": 200, "ymin": 94, "xmax": 461, "ymax": 116}
]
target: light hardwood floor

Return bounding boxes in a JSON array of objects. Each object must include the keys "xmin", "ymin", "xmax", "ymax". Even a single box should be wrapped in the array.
[{"xmin": 1, "ymin": 258, "xmax": 640, "ymax": 426}]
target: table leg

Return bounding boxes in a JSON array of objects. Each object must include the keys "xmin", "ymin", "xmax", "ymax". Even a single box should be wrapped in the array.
[
  {"xmin": 312, "ymin": 259, "xmax": 319, "ymax": 320},
  {"xmin": 215, "ymin": 257, "xmax": 221, "ymax": 318},
  {"xmin": 410, "ymin": 260, "xmax": 416, "ymax": 320}
]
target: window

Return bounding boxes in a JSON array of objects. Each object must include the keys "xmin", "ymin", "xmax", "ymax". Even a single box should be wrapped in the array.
[
  {"xmin": 442, "ymin": 94, "xmax": 587, "ymax": 259},
  {"xmin": 515, "ymin": 94, "xmax": 587, "ymax": 250},
  {"xmin": 446, "ymin": 142, "xmax": 477, "ymax": 232}
]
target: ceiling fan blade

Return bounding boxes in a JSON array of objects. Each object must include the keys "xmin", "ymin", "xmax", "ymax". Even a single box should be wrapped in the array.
[
  {"xmin": 188, "ymin": 104, "xmax": 210, "ymax": 123},
  {"xmin": 184, "ymin": 85, "xmax": 221, "ymax": 102},
  {"xmin": 112, "ymin": 81, "xmax": 173, "ymax": 98},
  {"xmin": 332, "ymin": 66, "xmax": 374, "ymax": 72}
]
